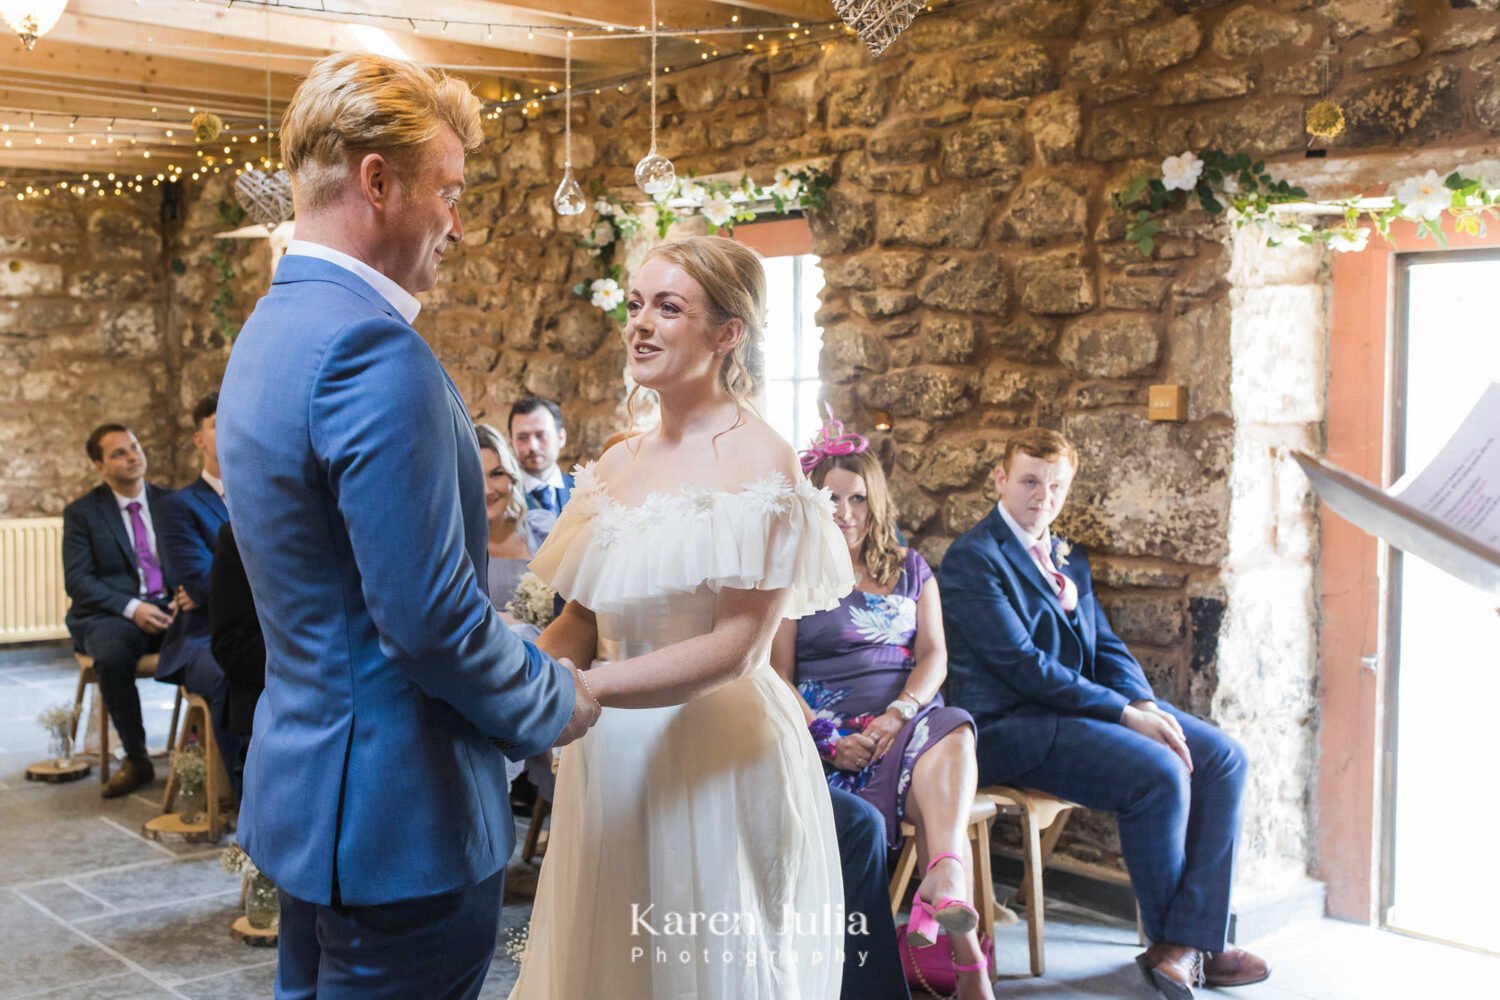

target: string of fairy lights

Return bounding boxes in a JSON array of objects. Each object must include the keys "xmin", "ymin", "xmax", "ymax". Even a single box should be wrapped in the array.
[{"xmin": 0, "ymin": 0, "xmax": 956, "ymax": 201}]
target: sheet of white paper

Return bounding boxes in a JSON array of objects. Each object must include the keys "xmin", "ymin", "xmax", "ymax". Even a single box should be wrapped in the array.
[{"xmin": 1391, "ymin": 382, "xmax": 1500, "ymax": 551}]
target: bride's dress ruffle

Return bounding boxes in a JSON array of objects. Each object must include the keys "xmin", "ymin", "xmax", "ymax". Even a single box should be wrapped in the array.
[
  {"xmin": 510, "ymin": 461, "xmax": 852, "ymax": 1000},
  {"xmin": 529, "ymin": 461, "xmax": 852, "ymax": 620}
]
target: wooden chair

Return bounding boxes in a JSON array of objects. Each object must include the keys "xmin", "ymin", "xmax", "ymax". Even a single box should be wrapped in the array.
[
  {"xmin": 71, "ymin": 652, "xmax": 181, "ymax": 784},
  {"xmin": 887, "ymin": 797, "xmax": 1001, "ymax": 977},
  {"xmin": 979, "ymin": 786, "xmax": 1088, "ymax": 977},
  {"xmin": 148, "ymin": 690, "xmax": 233, "ymax": 842}
]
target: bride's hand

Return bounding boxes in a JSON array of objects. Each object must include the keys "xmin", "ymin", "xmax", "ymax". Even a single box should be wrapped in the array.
[
  {"xmin": 831, "ymin": 732, "xmax": 877, "ymax": 772},
  {"xmin": 552, "ymin": 659, "xmax": 602, "ymax": 748}
]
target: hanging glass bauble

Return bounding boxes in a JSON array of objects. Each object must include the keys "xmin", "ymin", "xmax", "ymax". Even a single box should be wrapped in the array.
[
  {"xmin": 635, "ymin": 148, "xmax": 676, "ymax": 198},
  {"xmin": 553, "ymin": 165, "xmax": 586, "ymax": 216}
]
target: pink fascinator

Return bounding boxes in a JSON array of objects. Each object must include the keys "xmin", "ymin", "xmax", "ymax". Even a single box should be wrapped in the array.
[{"xmin": 798, "ymin": 404, "xmax": 869, "ymax": 474}]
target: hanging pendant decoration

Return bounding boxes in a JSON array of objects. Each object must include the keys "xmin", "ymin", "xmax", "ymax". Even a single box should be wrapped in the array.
[
  {"xmin": 634, "ymin": 0, "xmax": 676, "ymax": 198},
  {"xmin": 830, "ymin": 0, "xmax": 926, "ymax": 57},
  {"xmin": 234, "ymin": 168, "xmax": 294, "ymax": 230},
  {"xmin": 553, "ymin": 33, "xmax": 586, "ymax": 216},
  {"xmin": 0, "ymin": 1, "xmax": 68, "ymax": 51}
]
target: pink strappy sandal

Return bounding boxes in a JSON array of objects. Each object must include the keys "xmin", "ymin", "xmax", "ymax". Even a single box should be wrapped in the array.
[{"xmin": 907, "ymin": 851, "xmax": 980, "ymax": 947}]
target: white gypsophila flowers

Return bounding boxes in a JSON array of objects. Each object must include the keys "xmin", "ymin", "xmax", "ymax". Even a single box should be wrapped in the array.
[
  {"xmin": 1161, "ymin": 151, "xmax": 1205, "ymax": 192},
  {"xmin": 590, "ymin": 219, "xmax": 617, "ymax": 246}
]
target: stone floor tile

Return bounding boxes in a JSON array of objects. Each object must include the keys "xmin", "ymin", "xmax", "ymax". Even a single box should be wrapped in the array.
[
  {"xmin": 175, "ymin": 960, "xmax": 278, "ymax": 1000},
  {"xmin": 0, "ymin": 891, "xmax": 130, "ymax": 1000},
  {"xmin": 80, "ymin": 893, "xmax": 269, "ymax": 988},
  {"xmin": 10, "ymin": 971, "xmax": 180, "ymax": 1000}
]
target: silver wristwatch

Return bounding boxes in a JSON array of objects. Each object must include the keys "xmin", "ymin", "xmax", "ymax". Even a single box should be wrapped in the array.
[{"xmin": 887, "ymin": 697, "xmax": 918, "ymax": 722}]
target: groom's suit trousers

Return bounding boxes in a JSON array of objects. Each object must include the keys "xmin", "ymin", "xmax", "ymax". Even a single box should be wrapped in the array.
[
  {"xmin": 275, "ymin": 870, "xmax": 504, "ymax": 999},
  {"xmin": 830, "ymin": 787, "xmax": 911, "ymax": 1000}
]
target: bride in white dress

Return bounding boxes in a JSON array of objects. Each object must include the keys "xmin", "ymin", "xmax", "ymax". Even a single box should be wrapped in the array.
[{"xmin": 509, "ymin": 237, "xmax": 852, "ymax": 999}]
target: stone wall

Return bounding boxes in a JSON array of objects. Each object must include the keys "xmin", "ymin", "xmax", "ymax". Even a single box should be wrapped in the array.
[
  {"xmin": 0, "ymin": 181, "xmax": 266, "ymax": 515},
  {"xmin": 427, "ymin": 0, "xmax": 1500, "ymax": 893}
]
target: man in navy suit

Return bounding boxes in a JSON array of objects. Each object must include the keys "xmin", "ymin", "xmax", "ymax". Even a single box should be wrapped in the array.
[
  {"xmin": 508, "ymin": 396, "xmax": 574, "ymax": 517},
  {"xmin": 62, "ymin": 423, "xmax": 178, "ymax": 797},
  {"xmin": 940, "ymin": 429, "xmax": 1267, "ymax": 999},
  {"xmin": 218, "ymin": 53, "xmax": 597, "ymax": 999},
  {"xmin": 155, "ymin": 391, "xmax": 241, "ymax": 788}
]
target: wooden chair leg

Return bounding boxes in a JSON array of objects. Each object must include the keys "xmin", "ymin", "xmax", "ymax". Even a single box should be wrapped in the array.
[
  {"xmin": 888, "ymin": 833, "xmax": 919, "ymax": 919},
  {"xmin": 1014, "ymin": 808, "xmax": 1073, "ymax": 908},
  {"xmin": 165, "ymin": 686, "xmax": 184, "ymax": 756},
  {"xmin": 521, "ymin": 796, "xmax": 549, "ymax": 864},
  {"xmin": 973, "ymin": 816, "xmax": 997, "ymax": 978},
  {"xmin": 69, "ymin": 667, "xmax": 89, "ymax": 748},
  {"xmin": 1020, "ymin": 807, "xmax": 1046, "ymax": 977},
  {"xmin": 97, "ymin": 684, "xmax": 111, "ymax": 784}
]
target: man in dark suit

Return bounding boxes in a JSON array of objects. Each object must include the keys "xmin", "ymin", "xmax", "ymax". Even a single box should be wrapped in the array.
[
  {"xmin": 508, "ymin": 396, "xmax": 574, "ymax": 516},
  {"xmin": 62, "ymin": 423, "xmax": 177, "ymax": 797},
  {"xmin": 155, "ymin": 391, "xmax": 241, "ymax": 788},
  {"xmin": 940, "ymin": 429, "xmax": 1267, "ymax": 1000}
]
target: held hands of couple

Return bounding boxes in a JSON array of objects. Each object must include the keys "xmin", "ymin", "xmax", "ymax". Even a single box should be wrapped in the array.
[
  {"xmin": 1121, "ymin": 700, "xmax": 1192, "ymax": 773},
  {"xmin": 552, "ymin": 659, "xmax": 603, "ymax": 748}
]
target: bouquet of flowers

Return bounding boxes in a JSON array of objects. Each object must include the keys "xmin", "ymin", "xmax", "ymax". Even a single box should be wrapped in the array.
[
  {"xmin": 506, "ymin": 572, "xmax": 558, "ymax": 629},
  {"xmin": 220, "ymin": 843, "xmax": 260, "ymax": 880}
]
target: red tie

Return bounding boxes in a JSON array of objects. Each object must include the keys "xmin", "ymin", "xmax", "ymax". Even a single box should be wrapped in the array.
[{"xmin": 1031, "ymin": 542, "xmax": 1078, "ymax": 613}]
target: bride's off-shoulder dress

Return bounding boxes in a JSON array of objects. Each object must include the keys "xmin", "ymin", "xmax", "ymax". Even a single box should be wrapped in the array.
[{"xmin": 508, "ymin": 463, "xmax": 853, "ymax": 1000}]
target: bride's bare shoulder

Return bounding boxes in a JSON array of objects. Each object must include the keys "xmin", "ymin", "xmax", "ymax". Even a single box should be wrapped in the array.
[
  {"xmin": 717, "ymin": 415, "xmax": 801, "ymax": 486},
  {"xmin": 592, "ymin": 433, "xmax": 646, "ymax": 480}
]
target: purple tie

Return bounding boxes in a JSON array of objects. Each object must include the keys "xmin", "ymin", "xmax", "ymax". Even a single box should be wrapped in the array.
[{"xmin": 126, "ymin": 501, "xmax": 165, "ymax": 598}]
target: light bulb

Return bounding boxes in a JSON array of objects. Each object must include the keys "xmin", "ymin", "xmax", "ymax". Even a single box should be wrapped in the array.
[
  {"xmin": 635, "ymin": 148, "xmax": 675, "ymax": 197},
  {"xmin": 553, "ymin": 165, "xmax": 586, "ymax": 216}
]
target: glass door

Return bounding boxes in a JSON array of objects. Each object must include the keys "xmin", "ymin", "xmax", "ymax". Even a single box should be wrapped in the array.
[{"xmin": 1384, "ymin": 250, "xmax": 1500, "ymax": 954}]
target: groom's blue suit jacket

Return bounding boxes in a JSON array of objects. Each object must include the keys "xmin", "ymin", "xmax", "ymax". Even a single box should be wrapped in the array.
[
  {"xmin": 938, "ymin": 506, "xmax": 1155, "ymax": 784},
  {"xmin": 219, "ymin": 254, "xmax": 575, "ymax": 906}
]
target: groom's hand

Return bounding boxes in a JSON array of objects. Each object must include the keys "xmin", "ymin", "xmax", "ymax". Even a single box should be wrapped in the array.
[{"xmin": 553, "ymin": 659, "xmax": 601, "ymax": 748}]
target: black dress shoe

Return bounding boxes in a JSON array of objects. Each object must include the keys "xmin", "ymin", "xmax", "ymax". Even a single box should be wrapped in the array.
[{"xmin": 101, "ymin": 756, "xmax": 154, "ymax": 799}]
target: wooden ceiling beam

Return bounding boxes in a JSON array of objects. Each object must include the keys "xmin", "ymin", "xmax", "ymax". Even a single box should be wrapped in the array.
[
  {"xmin": 67, "ymin": 0, "xmax": 630, "ymax": 72},
  {"xmin": 0, "ymin": 40, "xmax": 305, "ymax": 104}
]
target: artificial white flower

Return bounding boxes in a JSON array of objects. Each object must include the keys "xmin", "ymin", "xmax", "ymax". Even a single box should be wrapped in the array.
[
  {"xmin": 593, "ymin": 198, "xmax": 615, "ymax": 217},
  {"xmin": 702, "ymin": 193, "xmax": 735, "ymax": 227},
  {"xmin": 1053, "ymin": 539, "xmax": 1072, "ymax": 568},
  {"xmin": 589, "ymin": 277, "xmax": 624, "ymax": 311},
  {"xmin": 1327, "ymin": 226, "xmax": 1370, "ymax": 253},
  {"xmin": 1262, "ymin": 218, "xmax": 1313, "ymax": 245},
  {"xmin": 1394, "ymin": 170, "xmax": 1451, "ymax": 221},
  {"xmin": 677, "ymin": 178, "xmax": 706, "ymax": 205},
  {"xmin": 770, "ymin": 169, "xmax": 802, "ymax": 201},
  {"xmin": 1220, "ymin": 174, "xmax": 1240, "ymax": 196},
  {"xmin": 590, "ymin": 220, "xmax": 616, "ymax": 246},
  {"xmin": 1161, "ymin": 151, "xmax": 1204, "ymax": 192}
]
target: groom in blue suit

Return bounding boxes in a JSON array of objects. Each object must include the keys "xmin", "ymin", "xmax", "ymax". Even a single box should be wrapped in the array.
[
  {"xmin": 940, "ymin": 429, "xmax": 1268, "ymax": 999},
  {"xmin": 218, "ymin": 53, "xmax": 597, "ymax": 1000}
]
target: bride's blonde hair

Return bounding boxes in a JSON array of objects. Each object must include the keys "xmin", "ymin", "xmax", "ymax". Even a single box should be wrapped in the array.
[{"xmin": 626, "ymin": 236, "xmax": 767, "ymax": 439}]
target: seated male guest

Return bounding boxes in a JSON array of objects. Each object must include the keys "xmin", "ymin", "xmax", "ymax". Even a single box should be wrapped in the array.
[
  {"xmin": 508, "ymin": 396, "xmax": 573, "ymax": 517},
  {"xmin": 939, "ymin": 429, "xmax": 1267, "ymax": 999},
  {"xmin": 62, "ymin": 424, "xmax": 177, "ymax": 797},
  {"xmin": 155, "ymin": 392, "xmax": 242, "ymax": 788}
]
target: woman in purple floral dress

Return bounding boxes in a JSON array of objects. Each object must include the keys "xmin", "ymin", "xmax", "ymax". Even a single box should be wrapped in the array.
[{"xmin": 772, "ymin": 432, "xmax": 992, "ymax": 1000}]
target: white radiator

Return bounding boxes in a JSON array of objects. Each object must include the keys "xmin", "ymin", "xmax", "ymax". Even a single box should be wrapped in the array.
[{"xmin": 0, "ymin": 517, "xmax": 70, "ymax": 644}]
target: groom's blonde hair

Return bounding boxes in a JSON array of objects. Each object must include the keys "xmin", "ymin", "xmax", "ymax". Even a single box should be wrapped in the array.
[{"xmin": 280, "ymin": 52, "xmax": 484, "ymax": 211}]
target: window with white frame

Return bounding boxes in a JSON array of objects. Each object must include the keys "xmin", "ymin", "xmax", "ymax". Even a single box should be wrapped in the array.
[{"xmin": 759, "ymin": 253, "xmax": 825, "ymax": 449}]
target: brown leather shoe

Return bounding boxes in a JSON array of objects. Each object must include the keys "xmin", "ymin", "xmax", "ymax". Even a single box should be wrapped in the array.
[
  {"xmin": 1204, "ymin": 947, "xmax": 1270, "ymax": 987},
  {"xmin": 101, "ymin": 756, "xmax": 154, "ymax": 799},
  {"xmin": 1135, "ymin": 943, "xmax": 1203, "ymax": 1000}
]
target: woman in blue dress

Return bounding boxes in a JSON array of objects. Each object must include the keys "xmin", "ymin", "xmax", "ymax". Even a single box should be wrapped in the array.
[{"xmin": 772, "ymin": 419, "xmax": 992, "ymax": 1000}]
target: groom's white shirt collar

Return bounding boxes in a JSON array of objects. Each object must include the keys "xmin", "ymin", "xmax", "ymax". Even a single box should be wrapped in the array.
[{"xmin": 285, "ymin": 240, "xmax": 422, "ymax": 325}]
